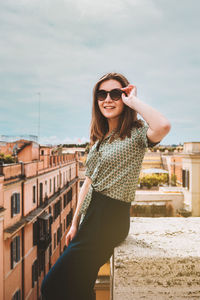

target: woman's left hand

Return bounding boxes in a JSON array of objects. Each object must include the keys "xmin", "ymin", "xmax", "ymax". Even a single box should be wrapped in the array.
[{"xmin": 121, "ymin": 84, "xmax": 137, "ymax": 107}]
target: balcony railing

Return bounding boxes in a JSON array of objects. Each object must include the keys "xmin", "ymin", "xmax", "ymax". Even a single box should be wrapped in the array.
[{"xmin": 38, "ymin": 233, "xmax": 51, "ymax": 251}]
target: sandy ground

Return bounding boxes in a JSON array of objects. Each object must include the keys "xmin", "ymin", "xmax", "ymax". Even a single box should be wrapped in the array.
[{"xmin": 114, "ymin": 217, "xmax": 200, "ymax": 300}]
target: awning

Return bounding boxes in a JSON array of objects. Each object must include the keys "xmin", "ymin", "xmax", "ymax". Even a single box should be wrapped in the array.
[
  {"xmin": 4, "ymin": 218, "xmax": 26, "ymax": 240},
  {"xmin": 38, "ymin": 211, "xmax": 51, "ymax": 221}
]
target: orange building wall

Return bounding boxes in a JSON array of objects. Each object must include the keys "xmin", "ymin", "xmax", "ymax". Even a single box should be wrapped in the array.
[
  {"xmin": 23, "ymin": 223, "xmax": 38, "ymax": 300},
  {"xmin": 0, "ymin": 213, "xmax": 4, "ymax": 300},
  {"xmin": 2, "ymin": 149, "xmax": 78, "ymax": 300},
  {"xmin": 24, "ymin": 179, "xmax": 38, "ymax": 216},
  {"xmin": 0, "ymin": 176, "xmax": 4, "ymax": 207},
  {"xmin": 4, "ymin": 232, "xmax": 22, "ymax": 300},
  {"xmin": 18, "ymin": 143, "xmax": 39, "ymax": 163}
]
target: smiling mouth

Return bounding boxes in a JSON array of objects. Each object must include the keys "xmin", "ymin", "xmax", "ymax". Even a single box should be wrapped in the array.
[{"xmin": 104, "ymin": 106, "xmax": 115, "ymax": 109}]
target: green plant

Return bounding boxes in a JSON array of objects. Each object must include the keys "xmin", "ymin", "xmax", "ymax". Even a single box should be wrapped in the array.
[
  {"xmin": 171, "ymin": 174, "xmax": 177, "ymax": 186},
  {"xmin": 0, "ymin": 153, "xmax": 16, "ymax": 164},
  {"xmin": 139, "ymin": 173, "xmax": 169, "ymax": 188}
]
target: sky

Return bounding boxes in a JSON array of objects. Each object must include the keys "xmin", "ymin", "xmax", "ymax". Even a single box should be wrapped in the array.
[{"xmin": 0, "ymin": 0, "xmax": 199, "ymax": 145}]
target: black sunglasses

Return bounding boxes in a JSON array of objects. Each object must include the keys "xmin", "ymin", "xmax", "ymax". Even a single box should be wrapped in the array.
[{"xmin": 96, "ymin": 88, "xmax": 127, "ymax": 101}]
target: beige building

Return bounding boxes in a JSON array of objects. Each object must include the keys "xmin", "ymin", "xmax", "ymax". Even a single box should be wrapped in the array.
[
  {"xmin": 140, "ymin": 142, "xmax": 200, "ymax": 217},
  {"xmin": 179, "ymin": 142, "xmax": 200, "ymax": 216}
]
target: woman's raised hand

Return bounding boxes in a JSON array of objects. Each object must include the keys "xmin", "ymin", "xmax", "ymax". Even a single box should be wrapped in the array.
[
  {"xmin": 121, "ymin": 84, "xmax": 137, "ymax": 107},
  {"xmin": 65, "ymin": 224, "xmax": 78, "ymax": 247}
]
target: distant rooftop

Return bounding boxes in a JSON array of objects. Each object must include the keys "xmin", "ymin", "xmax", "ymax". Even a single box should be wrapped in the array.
[{"xmin": 0, "ymin": 134, "xmax": 38, "ymax": 143}]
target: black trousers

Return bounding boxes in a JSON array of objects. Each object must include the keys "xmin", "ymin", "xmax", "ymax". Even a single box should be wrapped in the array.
[{"xmin": 41, "ymin": 190, "xmax": 131, "ymax": 300}]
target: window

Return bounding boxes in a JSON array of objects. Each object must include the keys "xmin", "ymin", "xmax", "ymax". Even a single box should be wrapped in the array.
[
  {"xmin": 11, "ymin": 236, "xmax": 20, "ymax": 269},
  {"xmin": 54, "ymin": 233, "xmax": 56, "ymax": 250},
  {"xmin": 69, "ymin": 168, "xmax": 71, "ymax": 181},
  {"xmin": 53, "ymin": 199, "xmax": 61, "ymax": 221},
  {"xmin": 11, "ymin": 193, "xmax": 20, "ymax": 217},
  {"xmin": 67, "ymin": 188, "xmax": 72, "ymax": 204},
  {"xmin": 57, "ymin": 225, "xmax": 62, "ymax": 245},
  {"xmin": 182, "ymin": 169, "xmax": 190, "ymax": 189},
  {"xmin": 45, "ymin": 180, "xmax": 48, "ymax": 196},
  {"xmin": 41, "ymin": 150, "xmax": 44, "ymax": 155},
  {"xmin": 39, "ymin": 182, "xmax": 43, "ymax": 205},
  {"xmin": 12, "ymin": 289, "xmax": 21, "ymax": 300},
  {"xmin": 66, "ymin": 208, "xmax": 73, "ymax": 227},
  {"xmin": 32, "ymin": 259, "xmax": 38, "ymax": 288},
  {"xmin": 33, "ymin": 186, "xmax": 36, "ymax": 204},
  {"xmin": 63, "ymin": 194, "xmax": 67, "ymax": 208},
  {"xmin": 57, "ymin": 227, "xmax": 60, "ymax": 245},
  {"xmin": 38, "ymin": 218, "xmax": 49, "ymax": 239},
  {"xmin": 49, "ymin": 179, "xmax": 52, "ymax": 193},
  {"xmin": 53, "ymin": 177, "xmax": 56, "ymax": 193},
  {"xmin": 33, "ymin": 221, "xmax": 38, "ymax": 246},
  {"xmin": 57, "ymin": 174, "xmax": 59, "ymax": 187},
  {"xmin": 38, "ymin": 251, "xmax": 45, "ymax": 275},
  {"xmin": 64, "ymin": 188, "xmax": 73, "ymax": 207}
]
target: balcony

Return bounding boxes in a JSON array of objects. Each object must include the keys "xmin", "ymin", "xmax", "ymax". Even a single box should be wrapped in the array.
[{"xmin": 38, "ymin": 233, "xmax": 51, "ymax": 251}]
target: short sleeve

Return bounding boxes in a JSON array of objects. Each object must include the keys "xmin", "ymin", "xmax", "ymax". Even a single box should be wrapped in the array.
[
  {"xmin": 138, "ymin": 124, "xmax": 161, "ymax": 148},
  {"xmin": 85, "ymin": 152, "xmax": 93, "ymax": 178},
  {"xmin": 84, "ymin": 146, "xmax": 98, "ymax": 178}
]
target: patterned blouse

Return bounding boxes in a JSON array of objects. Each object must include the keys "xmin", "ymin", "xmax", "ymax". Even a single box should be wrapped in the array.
[{"xmin": 78, "ymin": 122, "xmax": 160, "ymax": 216}]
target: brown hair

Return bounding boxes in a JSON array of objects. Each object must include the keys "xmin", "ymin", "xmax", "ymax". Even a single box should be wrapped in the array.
[{"xmin": 90, "ymin": 72, "xmax": 144, "ymax": 145}]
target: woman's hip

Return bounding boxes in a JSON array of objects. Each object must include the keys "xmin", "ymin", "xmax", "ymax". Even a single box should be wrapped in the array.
[{"xmin": 78, "ymin": 190, "xmax": 131, "ymax": 248}]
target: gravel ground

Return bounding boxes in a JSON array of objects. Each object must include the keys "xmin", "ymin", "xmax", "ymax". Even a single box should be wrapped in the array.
[{"xmin": 114, "ymin": 217, "xmax": 200, "ymax": 300}]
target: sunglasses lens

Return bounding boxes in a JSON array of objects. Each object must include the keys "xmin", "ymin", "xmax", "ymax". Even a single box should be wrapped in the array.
[
  {"xmin": 110, "ymin": 89, "xmax": 122, "ymax": 101},
  {"xmin": 96, "ymin": 90, "xmax": 107, "ymax": 101}
]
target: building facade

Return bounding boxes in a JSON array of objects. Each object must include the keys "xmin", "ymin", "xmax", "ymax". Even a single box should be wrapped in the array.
[{"xmin": 0, "ymin": 142, "xmax": 79, "ymax": 300}]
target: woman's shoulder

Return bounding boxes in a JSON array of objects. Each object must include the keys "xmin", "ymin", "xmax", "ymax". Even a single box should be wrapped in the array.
[{"xmin": 130, "ymin": 119, "xmax": 146, "ymax": 135}]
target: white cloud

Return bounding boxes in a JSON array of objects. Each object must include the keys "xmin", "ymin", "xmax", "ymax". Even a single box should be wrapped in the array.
[
  {"xmin": 0, "ymin": 0, "xmax": 200, "ymax": 144},
  {"xmin": 40, "ymin": 135, "xmax": 89, "ymax": 146}
]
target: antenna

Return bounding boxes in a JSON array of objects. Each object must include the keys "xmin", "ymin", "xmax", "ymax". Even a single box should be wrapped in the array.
[{"xmin": 37, "ymin": 92, "xmax": 41, "ymax": 144}]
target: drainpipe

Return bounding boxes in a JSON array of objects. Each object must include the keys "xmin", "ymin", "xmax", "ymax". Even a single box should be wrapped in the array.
[
  {"xmin": 21, "ymin": 227, "xmax": 25, "ymax": 300},
  {"xmin": 21, "ymin": 180, "xmax": 25, "ymax": 300}
]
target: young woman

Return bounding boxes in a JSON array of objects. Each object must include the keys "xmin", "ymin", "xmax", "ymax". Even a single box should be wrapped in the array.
[{"xmin": 41, "ymin": 72, "xmax": 171, "ymax": 300}]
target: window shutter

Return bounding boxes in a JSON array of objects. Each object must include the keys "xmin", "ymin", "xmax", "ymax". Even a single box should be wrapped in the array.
[
  {"xmin": 14, "ymin": 193, "xmax": 17, "ymax": 214},
  {"xmin": 16, "ymin": 193, "xmax": 20, "ymax": 214},
  {"xmin": 32, "ymin": 263, "xmax": 35, "ymax": 288},
  {"xmin": 18, "ymin": 289, "xmax": 21, "ymax": 300},
  {"xmin": 53, "ymin": 204, "xmax": 56, "ymax": 221},
  {"xmin": 11, "ymin": 241, "xmax": 14, "ymax": 269},
  {"xmin": 16, "ymin": 236, "xmax": 20, "ymax": 262},
  {"xmin": 54, "ymin": 233, "xmax": 56, "ymax": 249},
  {"xmin": 35, "ymin": 259, "xmax": 38, "ymax": 281},
  {"xmin": 33, "ymin": 221, "xmax": 38, "ymax": 246},
  {"xmin": 182, "ymin": 169, "xmax": 186, "ymax": 187},
  {"xmin": 13, "ymin": 238, "xmax": 17, "ymax": 263},
  {"xmin": 186, "ymin": 170, "xmax": 190, "ymax": 189},
  {"xmin": 44, "ymin": 219, "xmax": 48, "ymax": 236},
  {"xmin": 11, "ymin": 195, "xmax": 14, "ymax": 218}
]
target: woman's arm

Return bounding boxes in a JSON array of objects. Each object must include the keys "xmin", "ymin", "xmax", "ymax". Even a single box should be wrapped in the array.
[
  {"xmin": 121, "ymin": 85, "xmax": 171, "ymax": 143},
  {"xmin": 65, "ymin": 176, "xmax": 92, "ymax": 246}
]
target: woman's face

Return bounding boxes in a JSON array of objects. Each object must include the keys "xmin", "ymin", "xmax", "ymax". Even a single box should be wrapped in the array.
[{"xmin": 97, "ymin": 79, "xmax": 125, "ymax": 121}]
